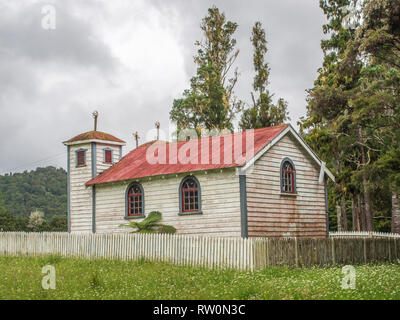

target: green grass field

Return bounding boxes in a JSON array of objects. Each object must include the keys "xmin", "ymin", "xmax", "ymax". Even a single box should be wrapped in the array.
[{"xmin": 0, "ymin": 256, "xmax": 399, "ymax": 300}]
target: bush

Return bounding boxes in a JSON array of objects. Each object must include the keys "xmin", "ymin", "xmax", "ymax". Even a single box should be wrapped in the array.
[{"xmin": 120, "ymin": 211, "xmax": 176, "ymax": 234}]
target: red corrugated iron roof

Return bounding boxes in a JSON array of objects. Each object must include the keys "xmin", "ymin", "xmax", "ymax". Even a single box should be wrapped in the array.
[
  {"xmin": 86, "ymin": 124, "xmax": 288, "ymax": 185},
  {"xmin": 66, "ymin": 130, "xmax": 125, "ymax": 143}
]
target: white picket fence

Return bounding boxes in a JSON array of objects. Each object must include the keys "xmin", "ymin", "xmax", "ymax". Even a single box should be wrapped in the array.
[
  {"xmin": 0, "ymin": 232, "xmax": 255, "ymax": 271},
  {"xmin": 329, "ymin": 231, "xmax": 400, "ymax": 239},
  {"xmin": 1, "ymin": 232, "xmax": 399, "ymax": 270}
]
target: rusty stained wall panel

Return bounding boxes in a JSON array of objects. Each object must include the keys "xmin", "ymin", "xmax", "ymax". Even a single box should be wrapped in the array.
[{"xmin": 246, "ymin": 132, "xmax": 327, "ymax": 238}]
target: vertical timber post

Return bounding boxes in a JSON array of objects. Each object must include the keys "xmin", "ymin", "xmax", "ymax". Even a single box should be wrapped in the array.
[
  {"xmin": 91, "ymin": 142, "xmax": 97, "ymax": 234},
  {"xmin": 67, "ymin": 145, "xmax": 71, "ymax": 233},
  {"xmin": 239, "ymin": 174, "xmax": 248, "ymax": 238}
]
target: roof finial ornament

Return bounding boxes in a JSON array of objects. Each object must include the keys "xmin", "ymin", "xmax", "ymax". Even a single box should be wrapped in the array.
[
  {"xmin": 92, "ymin": 110, "xmax": 99, "ymax": 131},
  {"xmin": 133, "ymin": 131, "xmax": 140, "ymax": 148},
  {"xmin": 155, "ymin": 121, "xmax": 160, "ymax": 140}
]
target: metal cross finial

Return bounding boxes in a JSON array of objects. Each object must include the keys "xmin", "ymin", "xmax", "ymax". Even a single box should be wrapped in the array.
[
  {"xmin": 133, "ymin": 131, "xmax": 140, "ymax": 148},
  {"xmin": 155, "ymin": 121, "xmax": 160, "ymax": 140},
  {"xmin": 92, "ymin": 111, "xmax": 99, "ymax": 131}
]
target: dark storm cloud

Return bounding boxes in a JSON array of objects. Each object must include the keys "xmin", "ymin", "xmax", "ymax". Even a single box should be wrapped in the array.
[{"xmin": 0, "ymin": 0, "xmax": 327, "ymax": 174}]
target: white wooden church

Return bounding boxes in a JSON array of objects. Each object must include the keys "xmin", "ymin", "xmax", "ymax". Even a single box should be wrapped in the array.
[{"xmin": 63, "ymin": 122, "xmax": 334, "ymax": 238}]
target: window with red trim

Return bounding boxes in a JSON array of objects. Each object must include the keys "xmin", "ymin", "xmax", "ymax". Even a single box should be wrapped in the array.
[
  {"xmin": 104, "ymin": 149, "xmax": 112, "ymax": 163},
  {"xmin": 281, "ymin": 160, "xmax": 295, "ymax": 193},
  {"xmin": 76, "ymin": 150, "xmax": 85, "ymax": 166},
  {"xmin": 181, "ymin": 177, "xmax": 199, "ymax": 213},
  {"xmin": 127, "ymin": 184, "xmax": 143, "ymax": 216}
]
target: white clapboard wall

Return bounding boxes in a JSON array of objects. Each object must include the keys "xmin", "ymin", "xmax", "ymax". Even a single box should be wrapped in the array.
[{"xmin": 246, "ymin": 133, "xmax": 327, "ymax": 238}]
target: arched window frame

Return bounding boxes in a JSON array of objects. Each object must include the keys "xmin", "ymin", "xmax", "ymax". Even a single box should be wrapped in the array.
[
  {"xmin": 179, "ymin": 175, "xmax": 202, "ymax": 215},
  {"xmin": 125, "ymin": 182, "xmax": 145, "ymax": 219},
  {"xmin": 280, "ymin": 158, "xmax": 296, "ymax": 194}
]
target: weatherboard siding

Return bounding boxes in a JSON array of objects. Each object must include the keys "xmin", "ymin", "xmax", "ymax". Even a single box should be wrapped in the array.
[
  {"xmin": 69, "ymin": 143, "xmax": 93, "ymax": 233},
  {"xmin": 95, "ymin": 169, "xmax": 242, "ymax": 237},
  {"xmin": 246, "ymin": 133, "xmax": 327, "ymax": 238},
  {"xmin": 96, "ymin": 144, "xmax": 121, "ymax": 175}
]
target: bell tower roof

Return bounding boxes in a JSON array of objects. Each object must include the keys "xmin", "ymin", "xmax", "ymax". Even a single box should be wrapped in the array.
[{"xmin": 63, "ymin": 130, "xmax": 126, "ymax": 146}]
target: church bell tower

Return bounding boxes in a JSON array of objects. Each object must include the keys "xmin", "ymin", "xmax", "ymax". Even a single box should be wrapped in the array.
[{"xmin": 63, "ymin": 112, "xmax": 125, "ymax": 233}]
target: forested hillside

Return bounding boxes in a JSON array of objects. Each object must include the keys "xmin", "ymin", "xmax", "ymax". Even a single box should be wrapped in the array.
[{"xmin": 0, "ymin": 166, "xmax": 67, "ymax": 219}]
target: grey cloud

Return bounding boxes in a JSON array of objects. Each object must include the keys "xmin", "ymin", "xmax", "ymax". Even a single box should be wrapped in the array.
[
  {"xmin": 0, "ymin": 1, "xmax": 119, "ymax": 173},
  {"xmin": 0, "ymin": 2, "xmax": 116, "ymax": 71},
  {"xmin": 0, "ymin": 0, "xmax": 327, "ymax": 174},
  {"xmin": 150, "ymin": 0, "xmax": 327, "ymax": 123}
]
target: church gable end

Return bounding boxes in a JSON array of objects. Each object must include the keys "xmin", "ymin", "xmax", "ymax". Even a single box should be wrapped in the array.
[{"xmin": 245, "ymin": 132, "xmax": 328, "ymax": 238}]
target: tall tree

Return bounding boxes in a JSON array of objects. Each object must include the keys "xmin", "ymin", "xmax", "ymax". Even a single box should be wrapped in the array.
[
  {"xmin": 240, "ymin": 22, "xmax": 289, "ymax": 130},
  {"xmin": 301, "ymin": 0, "xmax": 356, "ymax": 231},
  {"xmin": 346, "ymin": 0, "xmax": 400, "ymax": 232},
  {"xmin": 170, "ymin": 7, "xmax": 241, "ymax": 133},
  {"xmin": 354, "ymin": 0, "xmax": 400, "ymax": 69},
  {"xmin": 302, "ymin": 0, "xmax": 400, "ymax": 232}
]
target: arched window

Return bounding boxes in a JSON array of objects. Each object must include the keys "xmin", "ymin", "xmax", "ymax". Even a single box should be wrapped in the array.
[
  {"xmin": 180, "ymin": 176, "xmax": 201, "ymax": 213},
  {"xmin": 126, "ymin": 183, "xmax": 144, "ymax": 217},
  {"xmin": 281, "ymin": 158, "xmax": 296, "ymax": 194}
]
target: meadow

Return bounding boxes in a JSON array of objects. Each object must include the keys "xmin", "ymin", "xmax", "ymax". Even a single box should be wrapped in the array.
[{"xmin": 0, "ymin": 255, "xmax": 399, "ymax": 300}]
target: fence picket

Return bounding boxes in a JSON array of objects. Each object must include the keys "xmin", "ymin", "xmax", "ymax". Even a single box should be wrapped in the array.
[{"xmin": 0, "ymin": 232, "xmax": 399, "ymax": 270}]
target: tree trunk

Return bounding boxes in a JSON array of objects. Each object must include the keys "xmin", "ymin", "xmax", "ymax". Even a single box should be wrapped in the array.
[
  {"xmin": 336, "ymin": 205, "xmax": 342, "ymax": 231},
  {"xmin": 338, "ymin": 159, "xmax": 348, "ymax": 231},
  {"xmin": 341, "ymin": 196, "xmax": 348, "ymax": 231},
  {"xmin": 358, "ymin": 127, "xmax": 374, "ymax": 231},
  {"xmin": 351, "ymin": 197, "xmax": 360, "ymax": 231},
  {"xmin": 362, "ymin": 174, "xmax": 373, "ymax": 231},
  {"xmin": 392, "ymin": 192, "xmax": 400, "ymax": 234},
  {"xmin": 358, "ymin": 194, "xmax": 366, "ymax": 231},
  {"xmin": 356, "ymin": 197, "xmax": 361, "ymax": 231}
]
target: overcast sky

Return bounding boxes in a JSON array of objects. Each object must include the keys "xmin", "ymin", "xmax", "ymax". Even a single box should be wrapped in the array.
[{"xmin": 0, "ymin": 0, "xmax": 327, "ymax": 174}]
